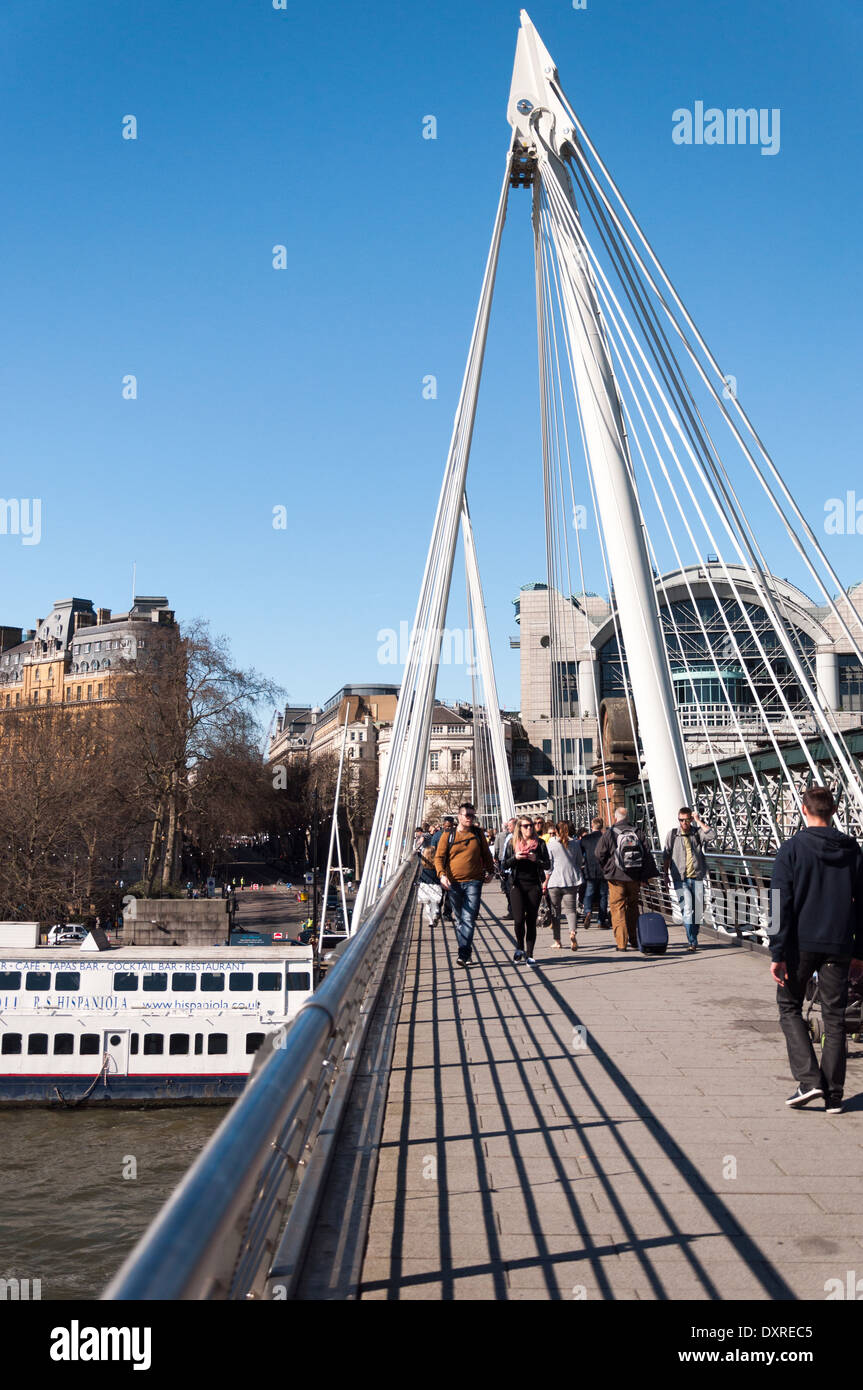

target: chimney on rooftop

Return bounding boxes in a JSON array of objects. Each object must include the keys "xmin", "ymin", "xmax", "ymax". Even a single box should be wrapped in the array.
[{"xmin": 97, "ymin": 608, "xmax": 111, "ymax": 625}]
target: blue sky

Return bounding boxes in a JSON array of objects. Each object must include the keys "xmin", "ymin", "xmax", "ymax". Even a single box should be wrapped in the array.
[{"xmin": 1, "ymin": 0, "xmax": 860, "ymax": 718}]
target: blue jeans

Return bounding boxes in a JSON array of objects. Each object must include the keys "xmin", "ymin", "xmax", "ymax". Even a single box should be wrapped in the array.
[
  {"xmin": 447, "ymin": 879, "xmax": 483, "ymax": 960},
  {"xmin": 675, "ymin": 877, "xmax": 705, "ymax": 946},
  {"xmin": 583, "ymin": 876, "xmax": 608, "ymax": 923}
]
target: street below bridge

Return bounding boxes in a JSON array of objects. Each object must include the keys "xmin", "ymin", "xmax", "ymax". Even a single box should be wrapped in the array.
[{"xmin": 358, "ymin": 884, "xmax": 863, "ymax": 1300}]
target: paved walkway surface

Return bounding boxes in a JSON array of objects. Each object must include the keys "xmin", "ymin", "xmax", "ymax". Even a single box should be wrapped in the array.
[{"xmin": 359, "ymin": 884, "xmax": 863, "ymax": 1300}]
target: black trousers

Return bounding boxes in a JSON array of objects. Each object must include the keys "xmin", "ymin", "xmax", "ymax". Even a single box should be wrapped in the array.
[
  {"xmin": 510, "ymin": 882, "xmax": 542, "ymax": 954},
  {"xmin": 777, "ymin": 950, "xmax": 851, "ymax": 1100}
]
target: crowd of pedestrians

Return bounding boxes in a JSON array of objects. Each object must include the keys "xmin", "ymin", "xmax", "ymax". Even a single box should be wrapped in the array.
[{"xmin": 414, "ymin": 794, "xmax": 863, "ymax": 1112}]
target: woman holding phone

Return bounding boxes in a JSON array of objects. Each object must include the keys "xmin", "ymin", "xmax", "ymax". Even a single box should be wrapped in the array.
[{"xmin": 504, "ymin": 816, "xmax": 551, "ymax": 965}]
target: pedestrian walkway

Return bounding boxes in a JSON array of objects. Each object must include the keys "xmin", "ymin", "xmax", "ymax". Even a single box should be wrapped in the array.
[{"xmin": 359, "ymin": 884, "xmax": 863, "ymax": 1300}]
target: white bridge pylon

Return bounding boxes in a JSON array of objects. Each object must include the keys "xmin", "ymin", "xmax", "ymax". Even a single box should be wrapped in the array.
[{"xmin": 353, "ymin": 11, "xmax": 863, "ymax": 924}]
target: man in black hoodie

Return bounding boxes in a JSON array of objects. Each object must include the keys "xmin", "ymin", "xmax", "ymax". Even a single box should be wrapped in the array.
[{"xmin": 770, "ymin": 786, "xmax": 863, "ymax": 1113}]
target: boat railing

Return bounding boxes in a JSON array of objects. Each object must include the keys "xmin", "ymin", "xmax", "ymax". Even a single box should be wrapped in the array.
[{"xmin": 103, "ymin": 855, "xmax": 419, "ymax": 1301}]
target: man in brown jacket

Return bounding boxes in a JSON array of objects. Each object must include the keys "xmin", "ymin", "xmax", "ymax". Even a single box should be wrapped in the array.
[{"xmin": 435, "ymin": 801, "xmax": 495, "ymax": 967}]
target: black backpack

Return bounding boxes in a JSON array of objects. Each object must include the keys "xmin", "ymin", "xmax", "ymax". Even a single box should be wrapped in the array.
[{"xmin": 613, "ymin": 825, "xmax": 644, "ymax": 875}]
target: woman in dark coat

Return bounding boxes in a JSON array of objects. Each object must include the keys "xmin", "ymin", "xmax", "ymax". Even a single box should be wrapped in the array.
[{"xmin": 504, "ymin": 816, "xmax": 551, "ymax": 966}]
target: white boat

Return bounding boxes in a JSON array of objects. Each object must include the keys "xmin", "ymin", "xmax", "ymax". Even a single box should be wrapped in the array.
[{"xmin": 0, "ymin": 941, "xmax": 314, "ymax": 1106}]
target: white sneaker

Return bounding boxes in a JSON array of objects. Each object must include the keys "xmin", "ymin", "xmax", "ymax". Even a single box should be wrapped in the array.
[{"xmin": 526, "ymin": 956, "xmax": 536, "ymax": 966}]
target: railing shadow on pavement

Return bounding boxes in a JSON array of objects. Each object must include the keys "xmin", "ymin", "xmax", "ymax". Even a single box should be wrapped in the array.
[{"xmin": 360, "ymin": 891, "xmax": 797, "ymax": 1301}]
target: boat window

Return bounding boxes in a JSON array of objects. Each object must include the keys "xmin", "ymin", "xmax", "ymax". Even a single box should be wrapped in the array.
[
  {"xmin": 169, "ymin": 1034, "xmax": 190, "ymax": 1055},
  {"xmin": 54, "ymin": 972, "xmax": 80, "ymax": 991},
  {"xmin": 245, "ymin": 1033, "xmax": 266, "ymax": 1054},
  {"xmin": 130, "ymin": 1034, "xmax": 139, "ymax": 1054},
  {"xmin": 142, "ymin": 974, "xmax": 168, "ymax": 993},
  {"xmin": 1, "ymin": 1034, "xmax": 22, "ymax": 1054},
  {"xmin": 143, "ymin": 1035, "xmax": 164, "ymax": 1055},
  {"xmin": 80, "ymin": 1034, "xmax": 100, "ymax": 1055},
  {"xmin": 287, "ymin": 972, "xmax": 312, "ymax": 992},
  {"xmin": 114, "ymin": 973, "xmax": 139, "ymax": 991},
  {"xmin": 28, "ymin": 1034, "xmax": 49, "ymax": 1054},
  {"xmin": 25, "ymin": 972, "xmax": 51, "ymax": 991},
  {"xmin": 207, "ymin": 1034, "xmax": 228, "ymax": 1055},
  {"xmin": 53, "ymin": 1034, "xmax": 74, "ymax": 1055},
  {"xmin": 200, "ymin": 973, "xmax": 224, "ymax": 992},
  {"xmin": 171, "ymin": 974, "xmax": 197, "ymax": 992},
  {"xmin": 228, "ymin": 973, "xmax": 253, "ymax": 992},
  {"xmin": 0, "ymin": 972, "xmax": 21, "ymax": 989},
  {"xmin": 257, "ymin": 973, "xmax": 282, "ymax": 992},
  {"xmin": 194, "ymin": 1034, "xmax": 203, "ymax": 1054}
]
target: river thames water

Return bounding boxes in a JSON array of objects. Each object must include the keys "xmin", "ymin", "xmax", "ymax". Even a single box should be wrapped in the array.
[{"xmin": 0, "ymin": 1106, "xmax": 227, "ymax": 1300}]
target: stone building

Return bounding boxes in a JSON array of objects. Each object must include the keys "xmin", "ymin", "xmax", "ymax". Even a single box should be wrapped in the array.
[
  {"xmin": 0, "ymin": 595, "xmax": 177, "ymax": 713},
  {"xmin": 269, "ymin": 687, "xmax": 528, "ymax": 829},
  {"xmin": 512, "ymin": 568, "xmax": 863, "ymax": 806}
]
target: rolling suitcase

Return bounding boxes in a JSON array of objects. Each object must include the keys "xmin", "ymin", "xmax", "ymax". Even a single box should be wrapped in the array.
[{"xmin": 637, "ymin": 911, "xmax": 668, "ymax": 955}]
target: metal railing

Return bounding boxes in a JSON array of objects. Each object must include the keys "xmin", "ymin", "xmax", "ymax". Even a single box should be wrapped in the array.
[
  {"xmin": 104, "ymin": 855, "xmax": 419, "ymax": 1301},
  {"xmin": 639, "ymin": 850, "xmax": 774, "ymax": 947}
]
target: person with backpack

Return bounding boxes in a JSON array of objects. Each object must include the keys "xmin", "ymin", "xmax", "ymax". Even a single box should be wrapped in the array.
[
  {"xmin": 494, "ymin": 818, "xmax": 516, "ymax": 918},
  {"xmin": 770, "ymin": 785, "xmax": 863, "ymax": 1112},
  {"xmin": 547, "ymin": 820, "xmax": 583, "ymax": 951},
  {"xmin": 416, "ymin": 828, "xmax": 444, "ymax": 927},
  {"xmin": 435, "ymin": 803, "xmax": 495, "ymax": 967},
  {"xmin": 503, "ymin": 816, "xmax": 552, "ymax": 965},
  {"xmin": 580, "ymin": 817, "xmax": 610, "ymax": 929},
  {"xmin": 662, "ymin": 806, "xmax": 715, "ymax": 952},
  {"xmin": 431, "ymin": 816, "xmax": 456, "ymax": 921},
  {"xmin": 596, "ymin": 806, "xmax": 660, "ymax": 951}
]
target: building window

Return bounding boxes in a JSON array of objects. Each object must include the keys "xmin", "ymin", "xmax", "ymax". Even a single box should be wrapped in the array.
[
  {"xmin": 25, "ymin": 972, "xmax": 51, "ymax": 991},
  {"xmin": 32, "ymin": 691, "xmax": 38, "ymax": 704},
  {"xmin": 0, "ymin": 972, "xmax": 21, "ymax": 989},
  {"xmin": 97, "ymin": 684, "xmax": 103, "ymax": 698},
  {"xmin": 169, "ymin": 1034, "xmax": 190, "ymax": 1055},
  {"xmin": 429, "ymin": 751, "xmax": 440, "ymax": 771},
  {"xmin": 142, "ymin": 973, "xmax": 168, "ymax": 992},
  {"xmin": 46, "ymin": 690, "xmax": 52, "ymax": 703},
  {"xmin": 86, "ymin": 684, "xmax": 92, "ymax": 700},
  {"xmin": 172, "ymin": 973, "xmax": 197, "ymax": 992},
  {"xmin": 54, "ymin": 1034, "xmax": 74, "ymax": 1055},
  {"xmin": 839, "ymin": 659, "xmax": 863, "ymax": 712},
  {"xmin": 54, "ymin": 972, "xmax": 80, "ymax": 991},
  {"xmin": 80, "ymin": 1034, "xmax": 100, "ymax": 1055},
  {"xmin": 201, "ymin": 973, "xmax": 224, "ymax": 992},
  {"xmin": 228, "ymin": 973, "xmax": 254, "ymax": 992},
  {"xmin": 143, "ymin": 1034, "xmax": 164, "ymax": 1055},
  {"xmin": 553, "ymin": 660, "xmax": 578, "ymax": 711},
  {"xmin": 94, "ymin": 642, "xmax": 101, "ymax": 652},
  {"xmin": 257, "ymin": 973, "xmax": 282, "ymax": 992},
  {"xmin": 27, "ymin": 1034, "xmax": 49, "ymax": 1055},
  {"xmin": 246, "ymin": 1033, "xmax": 266, "ymax": 1055},
  {"xmin": 287, "ymin": 972, "xmax": 312, "ymax": 992},
  {"xmin": 207, "ymin": 1034, "xmax": 228, "ymax": 1055},
  {"xmin": 76, "ymin": 687, "xmax": 81, "ymax": 701},
  {"xmin": 114, "ymin": 973, "xmax": 139, "ymax": 991},
  {"xmin": 1, "ymin": 1034, "xmax": 22, "ymax": 1055},
  {"xmin": 451, "ymin": 751, "xmax": 462, "ymax": 771}
]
